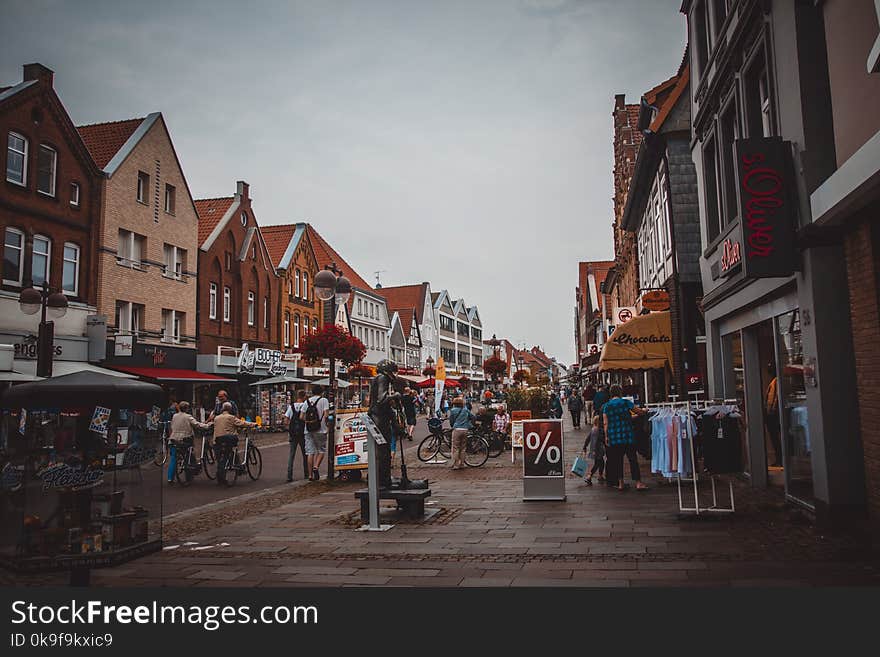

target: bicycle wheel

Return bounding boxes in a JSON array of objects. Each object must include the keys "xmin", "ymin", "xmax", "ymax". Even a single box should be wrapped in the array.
[
  {"xmin": 487, "ymin": 431, "xmax": 504, "ymax": 458},
  {"xmin": 222, "ymin": 451, "xmax": 238, "ymax": 486},
  {"xmin": 246, "ymin": 444, "xmax": 262, "ymax": 480},
  {"xmin": 202, "ymin": 443, "xmax": 217, "ymax": 480},
  {"xmin": 417, "ymin": 435, "xmax": 440, "ymax": 462},
  {"xmin": 153, "ymin": 438, "xmax": 167, "ymax": 467},
  {"xmin": 464, "ymin": 435, "xmax": 489, "ymax": 468},
  {"xmin": 438, "ymin": 429, "xmax": 452, "ymax": 459},
  {"xmin": 175, "ymin": 449, "xmax": 194, "ymax": 486}
]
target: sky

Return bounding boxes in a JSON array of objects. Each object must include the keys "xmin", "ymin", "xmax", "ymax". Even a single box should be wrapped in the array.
[{"xmin": 1, "ymin": 0, "xmax": 687, "ymax": 365}]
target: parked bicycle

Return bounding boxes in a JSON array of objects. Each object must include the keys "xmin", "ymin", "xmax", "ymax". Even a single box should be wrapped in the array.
[
  {"xmin": 471, "ymin": 417, "xmax": 505, "ymax": 458},
  {"xmin": 153, "ymin": 421, "xmax": 171, "ymax": 467},
  {"xmin": 418, "ymin": 418, "xmax": 452, "ymax": 462},
  {"xmin": 214, "ymin": 428, "xmax": 262, "ymax": 486}
]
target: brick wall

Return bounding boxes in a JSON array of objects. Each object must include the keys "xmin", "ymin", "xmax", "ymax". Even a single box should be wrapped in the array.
[
  {"xmin": 278, "ymin": 231, "xmax": 319, "ymax": 351},
  {"xmin": 845, "ymin": 215, "xmax": 880, "ymax": 528},
  {"xmin": 98, "ymin": 117, "xmax": 198, "ymax": 348},
  {"xmin": 611, "ymin": 95, "xmax": 643, "ymax": 307},
  {"xmin": 0, "ymin": 69, "xmax": 101, "ymax": 308}
]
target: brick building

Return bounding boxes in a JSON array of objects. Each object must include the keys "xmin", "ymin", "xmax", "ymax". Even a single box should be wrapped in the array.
[
  {"xmin": 604, "ymin": 94, "xmax": 644, "ymax": 315},
  {"xmin": 77, "ymin": 112, "xmax": 204, "ymax": 386},
  {"xmin": 808, "ymin": 0, "xmax": 880, "ymax": 531},
  {"xmin": 194, "ymin": 181, "xmax": 280, "ymax": 411},
  {"xmin": 261, "ymin": 223, "xmax": 320, "ymax": 358},
  {"xmin": 575, "ymin": 260, "xmax": 614, "ymax": 368},
  {"xmin": 1, "ymin": 63, "xmax": 105, "ymax": 375},
  {"xmin": 618, "ymin": 58, "xmax": 707, "ymax": 399}
]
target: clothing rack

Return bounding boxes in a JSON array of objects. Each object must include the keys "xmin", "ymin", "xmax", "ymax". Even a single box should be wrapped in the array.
[{"xmin": 647, "ymin": 399, "xmax": 735, "ymax": 516}]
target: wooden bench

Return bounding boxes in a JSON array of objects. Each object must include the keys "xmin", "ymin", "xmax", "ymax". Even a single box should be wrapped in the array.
[{"xmin": 354, "ymin": 487, "xmax": 431, "ymax": 522}]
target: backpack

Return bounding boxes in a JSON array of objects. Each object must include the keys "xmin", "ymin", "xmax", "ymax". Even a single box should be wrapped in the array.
[
  {"xmin": 288, "ymin": 404, "xmax": 306, "ymax": 437},
  {"xmin": 302, "ymin": 398, "xmax": 322, "ymax": 432}
]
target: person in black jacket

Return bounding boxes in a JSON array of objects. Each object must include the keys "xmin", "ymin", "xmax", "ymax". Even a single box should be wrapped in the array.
[{"xmin": 567, "ymin": 391, "xmax": 584, "ymax": 429}]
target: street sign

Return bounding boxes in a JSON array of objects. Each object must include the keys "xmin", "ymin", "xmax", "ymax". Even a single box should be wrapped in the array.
[{"xmin": 522, "ymin": 418, "xmax": 565, "ymax": 501}]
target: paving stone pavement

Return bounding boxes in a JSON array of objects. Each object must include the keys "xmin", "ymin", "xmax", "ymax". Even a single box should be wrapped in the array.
[{"xmin": 5, "ymin": 414, "xmax": 880, "ymax": 587}]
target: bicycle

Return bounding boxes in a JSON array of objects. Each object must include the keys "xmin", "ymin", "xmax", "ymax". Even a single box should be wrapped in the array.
[
  {"xmin": 174, "ymin": 430, "xmax": 216, "ymax": 485},
  {"xmin": 417, "ymin": 418, "xmax": 452, "ymax": 462},
  {"xmin": 462, "ymin": 432, "xmax": 490, "ymax": 467},
  {"xmin": 471, "ymin": 418, "xmax": 505, "ymax": 458},
  {"xmin": 215, "ymin": 429, "xmax": 262, "ymax": 486},
  {"xmin": 153, "ymin": 421, "xmax": 171, "ymax": 467}
]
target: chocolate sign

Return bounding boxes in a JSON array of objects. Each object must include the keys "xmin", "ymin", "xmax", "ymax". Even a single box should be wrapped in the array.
[
  {"xmin": 734, "ymin": 138, "xmax": 797, "ymax": 278},
  {"xmin": 36, "ymin": 463, "xmax": 105, "ymax": 491}
]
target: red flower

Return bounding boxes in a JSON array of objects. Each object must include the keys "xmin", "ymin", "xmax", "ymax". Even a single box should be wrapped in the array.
[{"xmin": 298, "ymin": 324, "xmax": 366, "ymax": 367}]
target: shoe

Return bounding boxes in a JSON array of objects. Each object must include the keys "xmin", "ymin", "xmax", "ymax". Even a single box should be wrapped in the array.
[
  {"xmin": 311, "ymin": 468, "xmax": 319, "ymax": 481},
  {"xmin": 584, "ymin": 478, "xmax": 593, "ymax": 486},
  {"xmin": 286, "ymin": 477, "xmax": 293, "ymax": 483}
]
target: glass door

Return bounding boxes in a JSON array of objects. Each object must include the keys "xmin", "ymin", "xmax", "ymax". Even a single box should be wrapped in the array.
[
  {"xmin": 721, "ymin": 330, "xmax": 748, "ymax": 474},
  {"xmin": 775, "ymin": 309, "xmax": 813, "ymax": 506}
]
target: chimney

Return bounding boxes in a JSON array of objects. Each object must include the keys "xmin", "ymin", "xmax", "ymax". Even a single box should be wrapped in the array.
[
  {"xmin": 614, "ymin": 93, "xmax": 626, "ymax": 111},
  {"xmin": 23, "ymin": 63, "xmax": 54, "ymax": 88},
  {"xmin": 236, "ymin": 180, "xmax": 249, "ymax": 199}
]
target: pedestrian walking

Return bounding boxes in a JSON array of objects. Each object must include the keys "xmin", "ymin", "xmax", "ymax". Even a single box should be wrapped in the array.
[
  {"xmin": 402, "ymin": 387, "xmax": 417, "ymax": 441},
  {"xmin": 300, "ymin": 386, "xmax": 330, "ymax": 481},
  {"xmin": 582, "ymin": 415, "xmax": 605, "ymax": 486},
  {"xmin": 583, "ymin": 383, "xmax": 596, "ymax": 422},
  {"xmin": 592, "ymin": 384, "xmax": 609, "ymax": 422},
  {"xmin": 284, "ymin": 390, "xmax": 309, "ymax": 482},
  {"xmin": 567, "ymin": 390, "xmax": 584, "ymax": 429},
  {"xmin": 209, "ymin": 389, "xmax": 238, "ymax": 421},
  {"xmin": 549, "ymin": 392, "xmax": 563, "ymax": 419},
  {"xmin": 212, "ymin": 402, "xmax": 257, "ymax": 486},
  {"xmin": 167, "ymin": 401, "xmax": 211, "ymax": 484},
  {"xmin": 602, "ymin": 384, "xmax": 648, "ymax": 491},
  {"xmin": 448, "ymin": 396, "xmax": 474, "ymax": 470}
]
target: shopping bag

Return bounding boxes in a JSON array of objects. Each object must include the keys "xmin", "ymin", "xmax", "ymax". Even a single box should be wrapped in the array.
[{"xmin": 571, "ymin": 454, "xmax": 587, "ymax": 477}]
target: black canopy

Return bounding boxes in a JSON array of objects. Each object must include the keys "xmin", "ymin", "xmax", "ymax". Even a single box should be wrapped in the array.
[{"xmin": 1, "ymin": 370, "xmax": 165, "ymax": 410}]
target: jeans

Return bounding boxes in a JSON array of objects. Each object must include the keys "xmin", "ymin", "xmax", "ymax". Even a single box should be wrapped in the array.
[
  {"xmin": 590, "ymin": 456, "xmax": 605, "ymax": 477},
  {"xmin": 214, "ymin": 434, "xmax": 238, "ymax": 484},
  {"xmin": 570, "ymin": 410, "xmax": 581, "ymax": 428},
  {"xmin": 287, "ymin": 433, "xmax": 307, "ymax": 479},
  {"xmin": 167, "ymin": 441, "xmax": 177, "ymax": 482},
  {"xmin": 606, "ymin": 442, "xmax": 640, "ymax": 486}
]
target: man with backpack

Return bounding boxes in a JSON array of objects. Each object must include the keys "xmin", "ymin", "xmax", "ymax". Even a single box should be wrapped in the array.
[
  {"xmin": 300, "ymin": 386, "xmax": 330, "ymax": 481},
  {"xmin": 284, "ymin": 390, "xmax": 309, "ymax": 482}
]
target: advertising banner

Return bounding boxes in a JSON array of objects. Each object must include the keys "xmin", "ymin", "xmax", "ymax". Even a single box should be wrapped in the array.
[
  {"xmin": 334, "ymin": 409, "xmax": 370, "ymax": 471},
  {"xmin": 434, "ymin": 356, "xmax": 446, "ymax": 414},
  {"xmin": 522, "ymin": 418, "xmax": 565, "ymax": 501}
]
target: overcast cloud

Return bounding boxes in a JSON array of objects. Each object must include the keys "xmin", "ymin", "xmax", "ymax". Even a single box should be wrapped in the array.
[{"xmin": 1, "ymin": 0, "xmax": 687, "ymax": 364}]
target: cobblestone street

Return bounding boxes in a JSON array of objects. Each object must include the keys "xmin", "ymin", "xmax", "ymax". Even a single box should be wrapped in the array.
[{"xmin": 6, "ymin": 414, "xmax": 879, "ymax": 587}]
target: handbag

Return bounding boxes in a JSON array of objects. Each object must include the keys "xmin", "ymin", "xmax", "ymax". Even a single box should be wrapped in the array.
[{"xmin": 571, "ymin": 453, "xmax": 588, "ymax": 478}]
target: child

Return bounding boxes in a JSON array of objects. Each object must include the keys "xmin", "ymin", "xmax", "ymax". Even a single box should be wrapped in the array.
[{"xmin": 583, "ymin": 415, "xmax": 605, "ymax": 486}]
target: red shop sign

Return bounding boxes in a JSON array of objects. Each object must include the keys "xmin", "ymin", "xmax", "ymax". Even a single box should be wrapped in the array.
[{"xmin": 734, "ymin": 137, "xmax": 797, "ymax": 279}]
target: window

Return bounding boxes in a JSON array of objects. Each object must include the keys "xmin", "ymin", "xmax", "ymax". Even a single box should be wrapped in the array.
[
  {"xmin": 472, "ymin": 328, "xmax": 482, "ymax": 342},
  {"xmin": 457, "ymin": 321, "xmax": 469, "ymax": 337},
  {"xmin": 62, "ymin": 243, "xmax": 79, "ymax": 295},
  {"xmin": 223, "ymin": 287, "xmax": 231, "ymax": 322},
  {"xmin": 358, "ymin": 299, "xmax": 362, "ymax": 315},
  {"xmin": 118, "ymin": 229, "xmax": 145, "ymax": 268},
  {"xmin": 209, "ymin": 283, "xmax": 217, "ymax": 319},
  {"xmin": 137, "ymin": 171, "xmax": 149, "ymax": 203},
  {"xmin": 702, "ymin": 136, "xmax": 721, "ymax": 243},
  {"xmin": 312, "ymin": 317, "xmax": 318, "ymax": 333},
  {"xmin": 381, "ymin": 332, "xmax": 385, "ymax": 350},
  {"xmin": 263, "ymin": 296, "xmax": 269, "ymax": 329},
  {"xmin": 163, "ymin": 244, "xmax": 185, "ymax": 279},
  {"xmin": 294, "ymin": 315, "xmax": 300, "ymax": 347},
  {"xmin": 115, "ymin": 301, "xmax": 144, "ymax": 336},
  {"xmin": 744, "ymin": 51, "xmax": 773, "ymax": 139},
  {"xmin": 719, "ymin": 98, "xmax": 739, "ymax": 226},
  {"xmin": 283, "ymin": 312, "xmax": 290, "ymax": 347},
  {"xmin": 440, "ymin": 315, "xmax": 455, "ymax": 332},
  {"xmin": 302, "ymin": 271, "xmax": 308, "ymax": 300},
  {"xmin": 7, "ymin": 132, "xmax": 27, "ymax": 185},
  {"xmin": 36, "ymin": 145, "xmax": 56, "ymax": 196},
  {"xmin": 693, "ymin": 1, "xmax": 710, "ymax": 82},
  {"xmin": 70, "ymin": 182, "xmax": 80, "ymax": 207},
  {"xmin": 247, "ymin": 291, "xmax": 255, "ymax": 326},
  {"xmin": 32, "ymin": 235, "xmax": 50, "ymax": 287},
  {"xmin": 164, "ymin": 184, "xmax": 175, "ymax": 214},
  {"xmin": 441, "ymin": 347, "xmax": 455, "ymax": 362},
  {"xmin": 225, "ymin": 252, "xmax": 232, "ymax": 271},
  {"xmin": 709, "ymin": 0, "xmax": 727, "ymax": 42},
  {"xmin": 240, "ymin": 212, "xmax": 247, "ymax": 227},
  {"xmin": 288, "ymin": 277, "xmax": 293, "ymax": 297},
  {"xmin": 3, "ymin": 227, "xmax": 24, "ymax": 286},
  {"xmin": 161, "ymin": 309, "xmax": 183, "ymax": 344},
  {"xmin": 295, "ymin": 269, "xmax": 301, "ymax": 297}
]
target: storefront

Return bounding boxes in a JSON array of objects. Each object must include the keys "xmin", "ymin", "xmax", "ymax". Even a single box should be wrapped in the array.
[{"xmin": 598, "ymin": 311, "xmax": 673, "ymax": 404}]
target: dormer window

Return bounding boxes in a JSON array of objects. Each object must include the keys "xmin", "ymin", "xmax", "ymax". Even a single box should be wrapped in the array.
[{"xmin": 240, "ymin": 212, "xmax": 247, "ymax": 226}]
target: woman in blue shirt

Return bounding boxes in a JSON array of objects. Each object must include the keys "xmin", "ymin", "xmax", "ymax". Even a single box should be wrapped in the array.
[
  {"xmin": 602, "ymin": 384, "xmax": 648, "ymax": 490},
  {"xmin": 448, "ymin": 396, "xmax": 474, "ymax": 470}
]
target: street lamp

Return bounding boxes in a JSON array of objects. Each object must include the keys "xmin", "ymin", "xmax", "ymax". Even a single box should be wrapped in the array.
[
  {"xmin": 19, "ymin": 283, "xmax": 68, "ymax": 378},
  {"xmin": 313, "ymin": 264, "xmax": 351, "ymax": 481}
]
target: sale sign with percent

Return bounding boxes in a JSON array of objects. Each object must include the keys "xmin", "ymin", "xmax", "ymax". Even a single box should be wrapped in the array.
[{"xmin": 521, "ymin": 418, "xmax": 566, "ymax": 501}]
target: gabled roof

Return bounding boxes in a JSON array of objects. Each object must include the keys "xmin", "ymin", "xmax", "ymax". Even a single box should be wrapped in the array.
[
  {"xmin": 467, "ymin": 306, "xmax": 480, "ymax": 323},
  {"xmin": 649, "ymin": 64, "xmax": 690, "ymax": 134},
  {"xmin": 0, "ymin": 80, "xmax": 36, "ymax": 104},
  {"xmin": 194, "ymin": 197, "xmax": 236, "ymax": 245},
  {"xmin": 260, "ymin": 223, "xmax": 311, "ymax": 271},
  {"xmin": 304, "ymin": 225, "xmax": 373, "ymax": 291},
  {"xmin": 374, "ymin": 284, "xmax": 428, "ymax": 322},
  {"xmin": 77, "ymin": 117, "xmax": 146, "ymax": 169},
  {"xmin": 433, "ymin": 289, "xmax": 453, "ymax": 311}
]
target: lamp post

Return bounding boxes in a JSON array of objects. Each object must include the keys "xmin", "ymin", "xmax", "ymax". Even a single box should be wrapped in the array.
[
  {"xmin": 313, "ymin": 263, "xmax": 351, "ymax": 482},
  {"xmin": 485, "ymin": 333, "xmax": 501, "ymax": 390},
  {"xmin": 19, "ymin": 283, "xmax": 68, "ymax": 378}
]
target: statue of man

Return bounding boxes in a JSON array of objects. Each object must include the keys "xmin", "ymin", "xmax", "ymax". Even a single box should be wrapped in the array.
[{"xmin": 369, "ymin": 359, "xmax": 400, "ymax": 489}]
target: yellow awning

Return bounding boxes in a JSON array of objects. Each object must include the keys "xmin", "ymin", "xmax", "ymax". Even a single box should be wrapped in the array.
[{"xmin": 599, "ymin": 311, "xmax": 673, "ymax": 372}]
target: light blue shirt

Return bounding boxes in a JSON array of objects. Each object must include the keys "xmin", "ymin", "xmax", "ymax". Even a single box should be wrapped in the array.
[{"xmin": 449, "ymin": 407, "xmax": 473, "ymax": 430}]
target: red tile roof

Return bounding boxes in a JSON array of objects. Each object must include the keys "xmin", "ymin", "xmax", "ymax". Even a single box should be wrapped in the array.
[
  {"xmin": 649, "ymin": 64, "xmax": 690, "ymax": 133},
  {"xmin": 194, "ymin": 197, "xmax": 235, "ymax": 245},
  {"xmin": 644, "ymin": 74, "xmax": 679, "ymax": 106},
  {"xmin": 260, "ymin": 224, "xmax": 298, "ymax": 268},
  {"xmin": 304, "ymin": 225, "xmax": 373, "ymax": 291},
  {"xmin": 374, "ymin": 284, "xmax": 427, "ymax": 326},
  {"xmin": 76, "ymin": 117, "xmax": 145, "ymax": 169}
]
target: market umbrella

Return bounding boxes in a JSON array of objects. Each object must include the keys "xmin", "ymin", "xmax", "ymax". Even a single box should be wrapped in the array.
[
  {"xmin": 249, "ymin": 374, "xmax": 309, "ymax": 386},
  {"xmin": 311, "ymin": 377, "xmax": 351, "ymax": 387},
  {"xmin": 416, "ymin": 377, "xmax": 461, "ymax": 389},
  {"xmin": 0, "ymin": 370, "xmax": 165, "ymax": 410}
]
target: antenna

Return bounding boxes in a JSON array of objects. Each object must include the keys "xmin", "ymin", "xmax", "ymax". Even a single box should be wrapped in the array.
[{"xmin": 374, "ymin": 270, "xmax": 387, "ymax": 288}]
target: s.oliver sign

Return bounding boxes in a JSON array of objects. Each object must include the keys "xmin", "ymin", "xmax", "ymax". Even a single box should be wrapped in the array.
[{"xmin": 734, "ymin": 137, "xmax": 797, "ymax": 279}]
